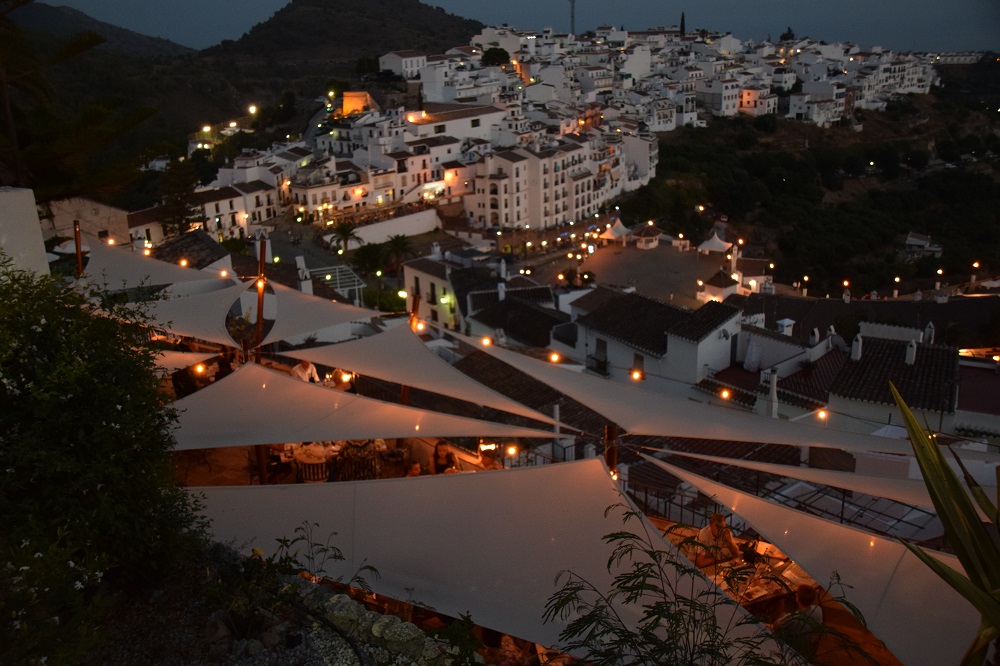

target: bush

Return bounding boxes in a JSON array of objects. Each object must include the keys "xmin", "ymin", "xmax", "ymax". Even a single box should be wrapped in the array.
[{"xmin": 0, "ymin": 255, "xmax": 208, "ymax": 663}]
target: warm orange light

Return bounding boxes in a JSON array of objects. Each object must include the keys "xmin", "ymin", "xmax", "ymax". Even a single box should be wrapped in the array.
[
  {"xmin": 340, "ymin": 372, "xmax": 352, "ymax": 383},
  {"xmin": 354, "ymin": 188, "xmax": 363, "ymax": 196},
  {"xmin": 219, "ymin": 270, "xmax": 228, "ymax": 278},
  {"xmin": 549, "ymin": 352, "xmax": 560, "ymax": 363},
  {"xmin": 106, "ymin": 238, "xmax": 115, "ymax": 246},
  {"xmin": 843, "ymin": 280, "xmax": 850, "ymax": 287},
  {"xmin": 481, "ymin": 337, "xmax": 492, "ymax": 347},
  {"xmin": 720, "ymin": 389, "xmax": 731, "ymax": 400},
  {"xmin": 415, "ymin": 321, "xmax": 425, "ymax": 331},
  {"xmin": 631, "ymin": 369, "xmax": 643, "ymax": 380},
  {"xmin": 179, "ymin": 259, "xmax": 188, "ymax": 267},
  {"xmin": 818, "ymin": 410, "xmax": 828, "ymax": 420},
  {"xmin": 195, "ymin": 364, "xmax": 205, "ymax": 374},
  {"xmin": 143, "ymin": 248, "xmax": 151, "ymax": 256},
  {"xmin": 256, "ymin": 279, "xmax": 265, "ymax": 288},
  {"xmin": 993, "ymin": 355, "xmax": 999, "ymax": 362},
  {"xmin": 507, "ymin": 445, "xmax": 518, "ymax": 457},
  {"xmin": 973, "ymin": 261, "xmax": 980, "ymax": 269}
]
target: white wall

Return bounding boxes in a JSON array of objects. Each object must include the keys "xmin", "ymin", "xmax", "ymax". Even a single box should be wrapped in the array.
[
  {"xmin": 0, "ymin": 187, "xmax": 49, "ymax": 276},
  {"xmin": 352, "ymin": 208, "xmax": 440, "ymax": 245}
]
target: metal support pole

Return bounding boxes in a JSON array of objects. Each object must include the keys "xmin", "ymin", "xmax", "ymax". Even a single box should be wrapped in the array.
[{"xmin": 73, "ymin": 220, "xmax": 83, "ymax": 277}]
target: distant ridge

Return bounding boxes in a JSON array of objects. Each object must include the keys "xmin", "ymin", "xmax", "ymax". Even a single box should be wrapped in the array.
[
  {"xmin": 13, "ymin": 3, "xmax": 194, "ymax": 58},
  {"xmin": 203, "ymin": 0, "xmax": 484, "ymax": 73}
]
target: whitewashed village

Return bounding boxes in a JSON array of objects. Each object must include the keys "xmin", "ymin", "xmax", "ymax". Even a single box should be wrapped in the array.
[{"xmin": 4, "ymin": 11, "xmax": 1000, "ymax": 666}]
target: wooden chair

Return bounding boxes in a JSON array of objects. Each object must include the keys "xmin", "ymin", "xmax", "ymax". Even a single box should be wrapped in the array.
[{"xmin": 296, "ymin": 461, "xmax": 329, "ymax": 483}]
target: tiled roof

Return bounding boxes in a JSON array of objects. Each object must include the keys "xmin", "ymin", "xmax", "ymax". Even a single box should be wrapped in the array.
[
  {"xmin": 150, "ymin": 230, "xmax": 229, "ymax": 269},
  {"xmin": 777, "ymin": 348, "xmax": 848, "ymax": 403},
  {"xmin": 189, "ymin": 187, "xmax": 242, "ymax": 206},
  {"xmin": 494, "ymin": 150, "xmax": 529, "ymax": 163},
  {"xmin": 828, "ymin": 338, "xmax": 959, "ymax": 411},
  {"xmin": 568, "ymin": 285, "xmax": 626, "ymax": 314},
  {"xmin": 705, "ymin": 270, "xmax": 738, "ymax": 288},
  {"xmin": 738, "ymin": 293, "xmax": 1000, "ymax": 348},
  {"xmin": 231, "ymin": 180, "xmax": 274, "ymax": 194},
  {"xmin": 579, "ymin": 293, "xmax": 739, "ymax": 356},
  {"xmin": 470, "ymin": 298, "xmax": 569, "ymax": 347},
  {"xmin": 127, "ymin": 206, "xmax": 167, "ymax": 229},
  {"xmin": 404, "ymin": 257, "xmax": 452, "ymax": 281}
]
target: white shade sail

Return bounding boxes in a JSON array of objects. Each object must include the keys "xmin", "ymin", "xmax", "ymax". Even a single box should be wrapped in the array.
[
  {"xmin": 259, "ymin": 282, "xmax": 379, "ymax": 346},
  {"xmin": 598, "ymin": 219, "xmax": 631, "ymax": 240},
  {"xmin": 643, "ymin": 455, "xmax": 978, "ymax": 666},
  {"xmin": 171, "ymin": 364, "xmax": 563, "ymax": 450},
  {"xmin": 154, "ymin": 350, "xmax": 219, "ymax": 374},
  {"xmin": 144, "ymin": 280, "xmax": 251, "ymax": 348},
  {"xmin": 282, "ymin": 325, "xmax": 565, "ymax": 428},
  {"xmin": 194, "ymin": 459, "xmax": 770, "ymax": 653},
  {"xmin": 81, "ymin": 236, "xmax": 231, "ymax": 290},
  {"xmin": 454, "ymin": 333, "xmax": 917, "ymax": 455}
]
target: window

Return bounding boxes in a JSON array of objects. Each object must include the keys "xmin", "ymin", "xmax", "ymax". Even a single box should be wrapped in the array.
[
  {"xmin": 471, "ymin": 119, "xmax": 481, "ymax": 128},
  {"xmin": 434, "ymin": 125, "xmax": 446, "ymax": 134}
]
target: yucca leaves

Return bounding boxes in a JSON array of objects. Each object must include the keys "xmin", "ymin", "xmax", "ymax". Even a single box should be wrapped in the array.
[{"xmin": 891, "ymin": 383, "xmax": 1000, "ymax": 665}]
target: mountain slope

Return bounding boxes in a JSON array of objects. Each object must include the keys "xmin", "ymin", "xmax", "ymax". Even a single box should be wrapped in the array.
[{"xmin": 12, "ymin": 2, "xmax": 194, "ymax": 57}]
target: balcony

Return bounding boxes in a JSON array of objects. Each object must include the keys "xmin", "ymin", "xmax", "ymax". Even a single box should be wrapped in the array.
[{"xmin": 586, "ymin": 356, "xmax": 610, "ymax": 376}]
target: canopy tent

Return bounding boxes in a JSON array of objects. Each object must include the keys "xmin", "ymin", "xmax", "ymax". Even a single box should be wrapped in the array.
[
  {"xmin": 259, "ymin": 283, "xmax": 379, "ymax": 346},
  {"xmin": 698, "ymin": 232, "xmax": 732, "ymax": 253},
  {"xmin": 81, "ymin": 236, "xmax": 232, "ymax": 291},
  {"xmin": 171, "ymin": 364, "xmax": 563, "ymax": 450},
  {"xmin": 598, "ymin": 219, "xmax": 631, "ymax": 244},
  {"xmin": 452, "ymin": 333, "xmax": 920, "ymax": 456},
  {"xmin": 282, "ymin": 324, "xmax": 565, "ymax": 428},
  {"xmin": 194, "ymin": 459, "xmax": 772, "ymax": 654},
  {"xmin": 643, "ymin": 455, "xmax": 978, "ymax": 666},
  {"xmin": 154, "ymin": 350, "xmax": 219, "ymax": 374},
  {"xmin": 143, "ymin": 280, "xmax": 251, "ymax": 348}
]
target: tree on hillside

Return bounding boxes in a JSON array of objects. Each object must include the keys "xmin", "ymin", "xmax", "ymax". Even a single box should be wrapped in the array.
[
  {"xmin": 158, "ymin": 158, "xmax": 205, "ymax": 236},
  {"xmin": 0, "ymin": 255, "xmax": 207, "ymax": 663},
  {"xmin": 481, "ymin": 47, "xmax": 510, "ymax": 67},
  {"xmin": 384, "ymin": 233, "xmax": 414, "ymax": 287},
  {"xmin": 680, "ymin": 12, "xmax": 686, "ymax": 36},
  {"xmin": 780, "ymin": 26, "xmax": 795, "ymax": 42}
]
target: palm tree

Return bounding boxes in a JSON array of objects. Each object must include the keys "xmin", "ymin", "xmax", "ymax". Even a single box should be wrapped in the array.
[
  {"xmin": 384, "ymin": 233, "xmax": 414, "ymax": 288},
  {"xmin": 350, "ymin": 242, "xmax": 386, "ymax": 309},
  {"xmin": 330, "ymin": 221, "xmax": 361, "ymax": 255}
]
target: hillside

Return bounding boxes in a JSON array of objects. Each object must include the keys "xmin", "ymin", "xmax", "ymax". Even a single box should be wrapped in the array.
[
  {"xmin": 201, "ymin": 0, "xmax": 484, "ymax": 77},
  {"xmin": 12, "ymin": 2, "xmax": 194, "ymax": 58}
]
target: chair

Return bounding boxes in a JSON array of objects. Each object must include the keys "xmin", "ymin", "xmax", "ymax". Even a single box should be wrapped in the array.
[{"xmin": 296, "ymin": 461, "xmax": 330, "ymax": 483}]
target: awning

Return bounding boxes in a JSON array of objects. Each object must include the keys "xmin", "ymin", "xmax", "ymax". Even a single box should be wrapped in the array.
[
  {"xmin": 81, "ymin": 235, "xmax": 231, "ymax": 290},
  {"xmin": 598, "ymin": 219, "xmax": 631, "ymax": 240},
  {"xmin": 259, "ymin": 282, "xmax": 379, "ymax": 346},
  {"xmin": 171, "ymin": 364, "xmax": 564, "ymax": 450},
  {"xmin": 643, "ymin": 455, "xmax": 978, "ymax": 666},
  {"xmin": 453, "ymin": 333, "xmax": 920, "ymax": 456},
  {"xmin": 143, "ymin": 280, "xmax": 251, "ymax": 348},
  {"xmin": 282, "ymin": 324, "xmax": 566, "ymax": 428},
  {"xmin": 194, "ymin": 459, "xmax": 770, "ymax": 653}
]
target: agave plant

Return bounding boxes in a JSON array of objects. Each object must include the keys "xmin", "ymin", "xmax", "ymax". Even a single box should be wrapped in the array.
[{"xmin": 891, "ymin": 383, "xmax": 1000, "ymax": 665}]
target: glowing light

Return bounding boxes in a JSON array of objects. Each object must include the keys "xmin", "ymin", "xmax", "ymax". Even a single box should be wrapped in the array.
[
  {"xmin": 179, "ymin": 259, "xmax": 188, "ymax": 267},
  {"xmin": 219, "ymin": 270, "xmax": 228, "ymax": 278},
  {"xmin": 507, "ymin": 445, "xmax": 518, "ymax": 457},
  {"xmin": 202, "ymin": 125, "xmax": 211, "ymax": 133},
  {"xmin": 143, "ymin": 248, "xmax": 151, "ymax": 256},
  {"xmin": 937, "ymin": 269, "xmax": 943, "ymax": 275},
  {"xmin": 256, "ymin": 279, "xmax": 265, "ymax": 288},
  {"xmin": 720, "ymin": 389, "xmax": 731, "ymax": 400},
  {"xmin": 397, "ymin": 290, "xmax": 407, "ymax": 299},
  {"xmin": 843, "ymin": 280, "xmax": 850, "ymax": 287},
  {"xmin": 481, "ymin": 337, "xmax": 492, "ymax": 347},
  {"xmin": 818, "ymin": 410, "xmax": 828, "ymax": 420},
  {"xmin": 340, "ymin": 372, "xmax": 352, "ymax": 383},
  {"xmin": 229, "ymin": 121, "xmax": 237, "ymax": 128},
  {"xmin": 415, "ymin": 322, "xmax": 425, "ymax": 331},
  {"xmin": 248, "ymin": 105, "xmax": 257, "ymax": 114},
  {"xmin": 894, "ymin": 276, "xmax": 900, "ymax": 283},
  {"xmin": 631, "ymin": 369, "xmax": 643, "ymax": 380},
  {"xmin": 557, "ymin": 273, "xmax": 565, "ymax": 281},
  {"xmin": 549, "ymin": 352, "xmax": 560, "ymax": 363},
  {"xmin": 195, "ymin": 364, "xmax": 205, "ymax": 374},
  {"xmin": 106, "ymin": 238, "xmax": 115, "ymax": 246}
]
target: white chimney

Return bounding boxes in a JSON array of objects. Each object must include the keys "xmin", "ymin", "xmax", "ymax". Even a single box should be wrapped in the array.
[
  {"xmin": 851, "ymin": 334, "xmax": 863, "ymax": 361},
  {"xmin": 924, "ymin": 321, "xmax": 935, "ymax": 344},
  {"xmin": 776, "ymin": 318, "xmax": 795, "ymax": 336},
  {"xmin": 499, "ymin": 258, "xmax": 508, "ymax": 279},
  {"xmin": 905, "ymin": 340, "xmax": 917, "ymax": 366},
  {"xmin": 497, "ymin": 281, "xmax": 506, "ymax": 301},
  {"xmin": 430, "ymin": 241, "xmax": 442, "ymax": 260}
]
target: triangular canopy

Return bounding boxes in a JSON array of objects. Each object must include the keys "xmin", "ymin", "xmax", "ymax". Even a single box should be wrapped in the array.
[
  {"xmin": 259, "ymin": 282, "xmax": 379, "ymax": 346},
  {"xmin": 698, "ymin": 232, "xmax": 732, "ymax": 253},
  {"xmin": 170, "ymin": 364, "xmax": 562, "ymax": 450},
  {"xmin": 194, "ymin": 459, "xmax": 769, "ymax": 652},
  {"xmin": 143, "ymin": 280, "xmax": 251, "ymax": 348},
  {"xmin": 454, "ymin": 333, "xmax": 918, "ymax": 455},
  {"xmin": 154, "ymin": 350, "xmax": 219, "ymax": 374},
  {"xmin": 644, "ymin": 455, "xmax": 978, "ymax": 666},
  {"xmin": 598, "ymin": 219, "xmax": 631, "ymax": 240},
  {"xmin": 282, "ymin": 324, "xmax": 564, "ymax": 427},
  {"xmin": 81, "ymin": 236, "xmax": 231, "ymax": 290}
]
